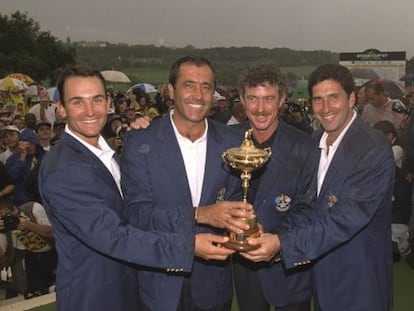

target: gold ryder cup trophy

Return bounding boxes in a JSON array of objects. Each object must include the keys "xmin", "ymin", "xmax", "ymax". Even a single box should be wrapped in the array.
[{"xmin": 222, "ymin": 129, "xmax": 271, "ymax": 251}]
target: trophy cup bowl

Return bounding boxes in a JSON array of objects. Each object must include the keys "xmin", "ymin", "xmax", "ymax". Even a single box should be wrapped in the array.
[{"xmin": 222, "ymin": 129, "xmax": 271, "ymax": 251}]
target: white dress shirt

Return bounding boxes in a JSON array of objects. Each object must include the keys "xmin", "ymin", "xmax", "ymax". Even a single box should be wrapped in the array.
[
  {"xmin": 170, "ymin": 110, "xmax": 207, "ymax": 207},
  {"xmin": 317, "ymin": 111, "xmax": 357, "ymax": 196}
]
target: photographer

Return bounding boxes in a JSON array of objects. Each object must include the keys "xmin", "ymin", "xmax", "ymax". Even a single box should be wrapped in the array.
[
  {"xmin": 281, "ymin": 101, "xmax": 314, "ymax": 134},
  {"xmin": 0, "ymin": 197, "xmax": 56, "ymax": 299}
]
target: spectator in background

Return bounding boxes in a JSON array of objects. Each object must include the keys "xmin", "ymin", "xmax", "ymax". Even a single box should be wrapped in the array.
[
  {"xmin": 374, "ymin": 120, "xmax": 412, "ymax": 261},
  {"xmin": 114, "ymin": 97, "xmax": 129, "ymax": 116},
  {"xmin": 211, "ymin": 95, "xmax": 231, "ymax": 124},
  {"xmin": 35, "ymin": 121, "xmax": 52, "ymax": 151},
  {"xmin": 355, "ymin": 85, "xmax": 368, "ymax": 114},
  {"xmin": 362, "ymin": 81, "xmax": 395, "ymax": 127},
  {"xmin": 390, "ymin": 99, "xmax": 410, "ymax": 137},
  {"xmin": 22, "ymin": 113, "xmax": 37, "ymax": 134},
  {"xmin": 6, "ymin": 130, "xmax": 45, "ymax": 205},
  {"xmin": 0, "ymin": 162, "xmax": 15, "ymax": 200},
  {"xmin": 123, "ymin": 107, "xmax": 137, "ymax": 125},
  {"xmin": 226, "ymin": 99, "xmax": 247, "ymax": 125},
  {"xmin": 0, "ymin": 197, "xmax": 56, "ymax": 298},
  {"xmin": 12, "ymin": 115, "xmax": 25, "ymax": 131},
  {"xmin": 52, "ymin": 119, "xmax": 66, "ymax": 138},
  {"xmin": 281, "ymin": 101, "xmax": 313, "ymax": 134},
  {"xmin": 403, "ymin": 108, "xmax": 414, "ymax": 269},
  {"xmin": 0, "ymin": 125, "xmax": 20, "ymax": 164},
  {"xmin": 28, "ymin": 90, "xmax": 56, "ymax": 125}
]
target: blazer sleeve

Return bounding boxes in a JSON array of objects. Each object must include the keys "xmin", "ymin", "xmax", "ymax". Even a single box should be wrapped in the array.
[
  {"xmin": 40, "ymin": 161, "xmax": 194, "ymax": 271},
  {"xmin": 279, "ymin": 142, "xmax": 395, "ymax": 269}
]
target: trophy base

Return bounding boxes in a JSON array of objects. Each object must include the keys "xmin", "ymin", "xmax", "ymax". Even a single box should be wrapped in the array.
[
  {"xmin": 223, "ymin": 239, "xmax": 260, "ymax": 252},
  {"xmin": 224, "ymin": 226, "xmax": 260, "ymax": 252}
]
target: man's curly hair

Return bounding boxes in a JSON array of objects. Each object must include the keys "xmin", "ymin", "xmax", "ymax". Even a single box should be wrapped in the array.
[{"xmin": 238, "ymin": 63, "xmax": 287, "ymax": 97}]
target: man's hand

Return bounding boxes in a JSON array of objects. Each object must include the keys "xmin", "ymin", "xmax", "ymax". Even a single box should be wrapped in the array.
[
  {"xmin": 17, "ymin": 141, "xmax": 28, "ymax": 159},
  {"xmin": 196, "ymin": 201, "xmax": 254, "ymax": 234},
  {"xmin": 238, "ymin": 233, "xmax": 281, "ymax": 262},
  {"xmin": 195, "ymin": 233, "xmax": 235, "ymax": 260},
  {"xmin": 129, "ymin": 116, "xmax": 151, "ymax": 130}
]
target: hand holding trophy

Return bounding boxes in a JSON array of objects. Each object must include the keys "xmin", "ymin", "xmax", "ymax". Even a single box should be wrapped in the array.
[{"xmin": 222, "ymin": 129, "xmax": 271, "ymax": 251}]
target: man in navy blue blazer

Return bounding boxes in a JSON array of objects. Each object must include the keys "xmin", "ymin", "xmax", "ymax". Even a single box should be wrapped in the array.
[
  {"xmin": 121, "ymin": 56, "xmax": 253, "ymax": 311},
  {"xmin": 232, "ymin": 64, "xmax": 316, "ymax": 311},
  {"xmin": 245, "ymin": 64, "xmax": 394, "ymax": 311},
  {"xmin": 39, "ymin": 65, "xmax": 228, "ymax": 311}
]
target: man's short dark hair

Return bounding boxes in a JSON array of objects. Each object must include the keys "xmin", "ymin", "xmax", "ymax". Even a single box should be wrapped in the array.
[
  {"xmin": 168, "ymin": 55, "xmax": 216, "ymax": 89},
  {"xmin": 238, "ymin": 63, "xmax": 287, "ymax": 98},
  {"xmin": 57, "ymin": 65, "xmax": 107, "ymax": 106},
  {"xmin": 364, "ymin": 81, "xmax": 385, "ymax": 95},
  {"xmin": 308, "ymin": 64, "xmax": 355, "ymax": 98}
]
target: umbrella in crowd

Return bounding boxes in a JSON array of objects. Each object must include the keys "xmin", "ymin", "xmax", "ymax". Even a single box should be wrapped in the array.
[
  {"xmin": 101, "ymin": 70, "xmax": 131, "ymax": 83},
  {"xmin": 127, "ymin": 83, "xmax": 157, "ymax": 94},
  {"xmin": 350, "ymin": 68, "xmax": 379, "ymax": 80},
  {"xmin": 400, "ymin": 73, "xmax": 414, "ymax": 86},
  {"xmin": 362, "ymin": 79, "xmax": 406, "ymax": 98},
  {"xmin": 0, "ymin": 77, "xmax": 28, "ymax": 92},
  {"xmin": 6, "ymin": 73, "xmax": 34, "ymax": 85}
]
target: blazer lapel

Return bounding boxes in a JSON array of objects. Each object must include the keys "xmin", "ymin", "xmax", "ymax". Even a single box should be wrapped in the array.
[
  {"xmin": 199, "ymin": 123, "xmax": 224, "ymax": 205},
  {"xmin": 254, "ymin": 123, "xmax": 292, "ymax": 210},
  {"xmin": 63, "ymin": 133, "xmax": 122, "ymax": 196},
  {"xmin": 318, "ymin": 117, "xmax": 360, "ymax": 197},
  {"xmin": 156, "ymin": 117, "xmax": 193, "ymax": 204}
]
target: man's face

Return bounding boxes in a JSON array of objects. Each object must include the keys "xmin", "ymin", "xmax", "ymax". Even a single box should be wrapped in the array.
[
  {"xmin": 21, "ymin": 140, "xmax": 37, "ymax": 155},
  {"xmin": 168, "ymin": 63, "xmax": 215, "ymax": 127},
  {"xmin": 357, "ymin": 87, "xmax": 367, "ymax": 105},
  {"xmin": 13, "ymin": 118, "xmax": 25, "ymax": 130},
  {"xmin": 36, "ymin": 125, "xmax": 52, "ymax": 140},
  {"xmin": 311, "ymin": 79, "xmax": 355, "ymax": 142},
  {"xmin": 365, "ymin": 88, "xmax": 384, "ymax": 108},
  {"xmin": 57, "ymin": 76, "xmax": 110, "ymax": 147},
  {"xmin": 240, "ymin": 82, "xmax": 285, "ymax": 138},
  {"xmin": 3, "ymin": 130, "xmax": 19, "ymax": 148},
  {"xmin": 25, "ymin": 114, "xmax": 36, "ymax": 128},
  {"xmin": 53, "ymin": 124, "xmax": 65, "ymax": 137}
]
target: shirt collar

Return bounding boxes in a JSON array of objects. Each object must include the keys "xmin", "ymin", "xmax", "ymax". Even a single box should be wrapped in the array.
[{"xmin": 319, "ymin": 110, "xmax": 357, "ymax": 151}]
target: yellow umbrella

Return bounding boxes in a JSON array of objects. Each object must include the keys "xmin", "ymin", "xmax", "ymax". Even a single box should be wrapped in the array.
[
  {"xmin": 6, "ymin": 73, "xmax": 34, "ymax": 85},
  {"xmin": 0, "ymin": 77, "xmax": 28, "ymax": 92}
]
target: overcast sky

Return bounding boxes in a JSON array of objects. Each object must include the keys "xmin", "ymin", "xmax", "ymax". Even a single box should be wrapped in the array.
[{"xmin": 3, "ymin": 0, "xmax": 414, "ymax": 58}]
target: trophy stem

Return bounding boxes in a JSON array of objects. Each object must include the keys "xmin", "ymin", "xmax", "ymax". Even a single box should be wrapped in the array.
[{"xmin": 241, "ymin": 170, "xmax": 251, "ymax": 203}]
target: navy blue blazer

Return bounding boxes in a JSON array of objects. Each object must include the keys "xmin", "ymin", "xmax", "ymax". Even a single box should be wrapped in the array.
[
  {"xmin": 122, "ymin": 115, "xmax": 242, "ymax": 311},
  {"xmin": 39, "ymin": 133, "xmax": 194, "ymax": 311},
  {"xmin": 234, "ymin": 120, "xmax": 317, "ymax": 306},
  {"xmin": 280, "ymin": 116, "xmax": 394, "ymax": 311}
]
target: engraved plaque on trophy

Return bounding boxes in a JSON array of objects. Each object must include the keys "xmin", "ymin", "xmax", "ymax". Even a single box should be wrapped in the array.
[{"xmin": 222, "ymin": 129, "xmax": 271, "ymax": 251}]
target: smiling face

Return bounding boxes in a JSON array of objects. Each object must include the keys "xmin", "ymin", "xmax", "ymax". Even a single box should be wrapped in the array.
[
  {"xmin": 57, "ymin": 76, "xmax": 109, "ymax": 147},
  {"xmin": 240, "ymin": 82, "xmax": 285, "ymax": 143},
  {"xmin": 311, "ymin": 79, "xmax": 355, "ymax": 144},
  {"xmin": 168, "ymin": 63, "xmax": 214, "ymax": 132}
]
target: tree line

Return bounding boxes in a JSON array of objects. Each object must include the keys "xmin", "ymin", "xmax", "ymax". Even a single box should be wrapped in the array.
[{"xmin": 1, "ymin": 10, "xmax": 414, "ymax": 87}]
